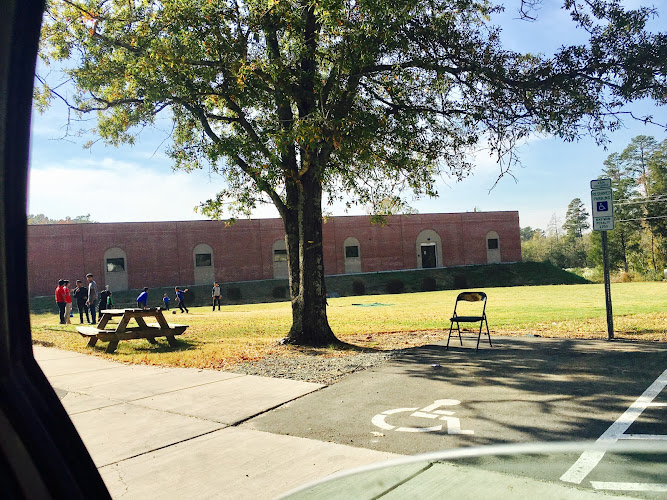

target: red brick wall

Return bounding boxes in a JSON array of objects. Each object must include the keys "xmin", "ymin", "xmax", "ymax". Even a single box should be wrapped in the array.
[{"xmin": 27, "ymin": 212, "xmax": 521, "ymax": 296}]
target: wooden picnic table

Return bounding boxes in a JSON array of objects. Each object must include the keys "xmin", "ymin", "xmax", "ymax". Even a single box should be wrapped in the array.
[{"xmin": 76, "ymin": 307, "xmax": 188, "ymax": 353}]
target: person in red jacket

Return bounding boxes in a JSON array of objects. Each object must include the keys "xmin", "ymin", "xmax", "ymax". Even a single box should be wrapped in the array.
[{"xmin": 55, "ymin": 279, "xmax": 66, "ymax": 324}]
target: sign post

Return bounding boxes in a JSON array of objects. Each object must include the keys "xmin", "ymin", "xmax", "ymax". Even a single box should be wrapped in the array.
[{"xmin": 591, "ymin": 179, "xmax": 614, "ymax": 340}]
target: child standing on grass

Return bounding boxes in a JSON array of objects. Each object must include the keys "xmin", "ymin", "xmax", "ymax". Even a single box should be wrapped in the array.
[
  {"xmin": 163, "ymin": 293, "xmax": 170, "ymax": 310},
  {"xmin": 212, "ymin": 281, "xmax": 222, "ymax": 311}
]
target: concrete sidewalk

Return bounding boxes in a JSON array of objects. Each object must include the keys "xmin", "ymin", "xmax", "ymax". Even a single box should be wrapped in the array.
[
  {"xmin": 34, "ymin": 346, "xmax": 398, "ymax": 499},
  {"xmin": 34, "ymin": 341, "xmax": 640, "ymax": 499}
]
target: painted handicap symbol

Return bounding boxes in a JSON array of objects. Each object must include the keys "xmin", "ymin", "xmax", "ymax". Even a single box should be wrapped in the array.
[
  {"xmin": 597, "ymin": 201, "xmax": 608, "ymax": 212},
  {"xmin": 372, "ymin": 399, "xmax": 474, "ymax": 434}
]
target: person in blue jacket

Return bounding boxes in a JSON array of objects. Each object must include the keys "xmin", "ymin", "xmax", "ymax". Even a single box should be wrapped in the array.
[
  {"xmin": 136, "ymin": 287, "xmax": 149, "ymax": 309},
  {"xmin": 175, "ymin": 287, "xmax": 189, "ymax": 313},
  {"xmin": 162, "ymin": 293, "xmax": 170, "ymax": 310}
]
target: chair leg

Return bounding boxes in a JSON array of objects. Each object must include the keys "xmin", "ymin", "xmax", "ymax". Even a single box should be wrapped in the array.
[
  {"xmin": 446, "ymin": 322, "xmax": 454, "ymax": 349},
  {"xmin": 457, "ymin": 324, "xmax": 463, "ymax": 345},
  {"xmin": 485, "ymin": 317, "xmax": 492, "ymax": 347},
  {"xmin": 476, "ymin": 321, "xmax": 483, "ymax": 350}
]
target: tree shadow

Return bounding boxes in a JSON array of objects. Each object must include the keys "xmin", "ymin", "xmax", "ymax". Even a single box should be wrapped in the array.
[
  {"xmin": 91, "ymin": 338, "xmax": 199, "ymax": 354},
  {"xmin": 32, "ymin": 339, "xmax": 55, "ymax": 348},
  {"xmin": 246, "ymin": 335, "xmax": 667, "ymax": 489},
  {"xmin": 389, "ymin": 336, "xmax": 667, "ymax": 446}
]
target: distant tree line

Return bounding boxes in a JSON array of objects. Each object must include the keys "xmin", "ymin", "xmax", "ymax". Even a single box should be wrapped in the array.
[
  {"xmin": 28, "ymin": 214, "xmax": 94, "ymax": 225},
  {"xmin": 522, "ymin": 135, "xmax": 667, "ymax": 279}
]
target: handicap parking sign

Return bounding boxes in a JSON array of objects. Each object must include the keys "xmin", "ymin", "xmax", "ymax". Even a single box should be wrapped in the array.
[{"xmin": 591, "ymin": 185, "xmax": 614, "ymax": 231}]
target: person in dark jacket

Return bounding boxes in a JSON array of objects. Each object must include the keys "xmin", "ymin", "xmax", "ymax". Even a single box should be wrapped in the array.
[
  {"xmin": 86, "ymin": 273, "xmax": 98, "ymax": 324},
  {"xmin": 72, "ymin": 279, "xmax": 90, "ymax": 324},
  {"xmin": 99, "ymin": 286, "xmax": 110, "ymax": 312}
]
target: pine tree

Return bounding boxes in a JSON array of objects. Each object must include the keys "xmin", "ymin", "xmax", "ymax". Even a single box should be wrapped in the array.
[{"xmin": 563, "ymin": 198, "xmax": 590, "ymax": 239}]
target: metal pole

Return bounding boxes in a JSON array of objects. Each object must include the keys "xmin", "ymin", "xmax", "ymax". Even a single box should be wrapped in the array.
[{"xmin": 601, "ymin": 230, "xmax": 614, "ymax": 340}]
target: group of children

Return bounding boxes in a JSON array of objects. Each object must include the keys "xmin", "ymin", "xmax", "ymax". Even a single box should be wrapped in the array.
[
  {"xmin": 57, "ymin": 278, "xmax": 203, "ymax": 324},
  {"xmin": 57, "ymin": 281, "xmax": 222, "ymax": 320},
  {"xmin": 142, "ymin": 282, "xmax": 222, "ymax": 313},
  {"xmin": 137, "ymin": 286, "xmax": 190, "ymax": 313},
  {"xmin": 54, "ymin": 274, "xmax": 111, "ymax": 325}
]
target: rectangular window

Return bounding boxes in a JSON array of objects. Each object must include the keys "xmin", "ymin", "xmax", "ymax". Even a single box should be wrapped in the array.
[
  {"xmin": 195, "ymin": 253, "xmax": 212, "ymax": 267},
  {"xmin": 345, "ymin": 245, "xmax": 359, "ymax": 258},
  {"xmin": 106, "ymin": 258, "xmax": 125, "ymax": 273},
  {"xmin": 273, "ymin": 249, "xmax": 288, "ymax": 262},
  {"xmin": 487, "ymin": 238, "xmax": 499, "ymax": 250}
]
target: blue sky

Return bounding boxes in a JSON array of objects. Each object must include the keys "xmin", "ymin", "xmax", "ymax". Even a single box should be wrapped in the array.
[{"xmin": 28, "ymin": 1, "xmax": 667, "ymax": 231}]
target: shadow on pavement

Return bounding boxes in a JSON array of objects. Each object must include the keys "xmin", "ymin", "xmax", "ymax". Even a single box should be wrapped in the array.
[{"xmin": 246, "ymin": 336, "xmax": 667, "ymax": 456}]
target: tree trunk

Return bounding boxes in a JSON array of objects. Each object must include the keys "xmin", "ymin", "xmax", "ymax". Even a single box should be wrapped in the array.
[{"xmin": 282, "ymin": 171, "xmax": 339, "ymax": 346}]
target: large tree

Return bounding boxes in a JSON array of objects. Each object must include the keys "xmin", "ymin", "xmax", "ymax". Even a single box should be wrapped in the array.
[
  {"xmin": 646, "ymin": 141, "xmax": 667, "ymax": 227},
  {"xmin": 37, "ymin": 0, "xmax": 667, "ymax": 345},
  {"xmin": 618, "ymin": 136, "xmax": 667, "ymax": 271},
  {"xmin": 600, "ymin": 152, "xmax": 642, "ymax": 272},
  {"xmin": 620, "ymin": 135, "xmax": 660, "ymax": 197}
]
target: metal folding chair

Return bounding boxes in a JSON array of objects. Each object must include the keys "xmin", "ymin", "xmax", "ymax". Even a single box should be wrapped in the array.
[{"xmin": 446, "ymin": 291, "xmax": 491, "ymax": 350}]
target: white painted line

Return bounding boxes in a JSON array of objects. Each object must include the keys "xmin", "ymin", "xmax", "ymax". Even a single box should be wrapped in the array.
[
  {"xmin": 591, "ymin": 482, "xmax": 667, "ymax": 492},
  {"xmin": 396, "ymin": 425, "xmax": 442, "ymax": 433},
  {"xmin": 561, "ymin": 451, "xmax": 607, "ymax": 484},
  {"xmin": 619, "ymin": 434, "xmax": 667, "ymax": 441},
  {"xmin": 560, "ymin": 367, "xmax": 667, "ymax": 485}
]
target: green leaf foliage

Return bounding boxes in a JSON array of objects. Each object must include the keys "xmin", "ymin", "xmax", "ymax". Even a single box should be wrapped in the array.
[
  {"xmin": 38, "ymin": 0, "xmax": 667, "ymax": 343},
  {"xmin": 38, "ymin": 0, "xmax": 667, "ymax": 218},
  {"xmin": 588, "ymin": 136, "xmax": 667, "ymax": 274}
]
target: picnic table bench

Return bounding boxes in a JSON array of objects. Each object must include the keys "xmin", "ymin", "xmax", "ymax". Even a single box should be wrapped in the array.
[{"xmin": 76, "ymin": 308, "xmax": 188, "ymax": 353}]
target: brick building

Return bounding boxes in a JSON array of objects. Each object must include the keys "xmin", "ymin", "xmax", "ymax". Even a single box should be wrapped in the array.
[{"xmin": 27, "ymin": 211, "xmax": 521, "ymax": 296}]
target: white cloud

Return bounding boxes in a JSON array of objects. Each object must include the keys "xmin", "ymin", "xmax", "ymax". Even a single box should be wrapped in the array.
[{"xmin": 28, "ymin": 157, "xmax": 224, "ymax": 222}]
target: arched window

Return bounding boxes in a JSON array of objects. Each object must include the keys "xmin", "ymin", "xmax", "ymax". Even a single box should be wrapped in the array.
[
  {"xmin": 104, "ymin": 247, "xmax": 128, "ymax": 291},
  {"xmin": 416, "ymin": 230, "xmax": 443, "ymax": 269},
  {"xmin": 193, "ymin": 243, "xmax": 215, "ymax": 285},
  {"xmin": 486, "ymin": 231, "xmax": 501, "ymax": 263},
  {"xmin": 272, "ymin": 239, "xmax": 289, "ymax": 279},
  {"xmin": 343, "ymin": 237, "xmax": 361, "ymax": 274}
]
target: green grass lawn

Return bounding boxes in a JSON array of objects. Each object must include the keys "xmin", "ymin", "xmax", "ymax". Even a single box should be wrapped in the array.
[{"xmin": 31, "ymin": 282, "xmax": 667, "ymax": 369}]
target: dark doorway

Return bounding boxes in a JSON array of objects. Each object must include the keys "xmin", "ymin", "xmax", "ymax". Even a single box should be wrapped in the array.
[{"xmin": 421, "ymin": 244, "xmax": 437, "ymax": 268}]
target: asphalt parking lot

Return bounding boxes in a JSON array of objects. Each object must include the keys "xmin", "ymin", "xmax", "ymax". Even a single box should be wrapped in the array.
[{"xmin": 245, "ymin": 336, "xmax": 667, "ymax": 496}]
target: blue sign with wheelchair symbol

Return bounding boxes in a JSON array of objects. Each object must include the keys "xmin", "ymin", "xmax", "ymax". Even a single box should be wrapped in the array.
[{"xmin": 591, "ymin": 185, "xmax": 614, "ymax": 231}]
